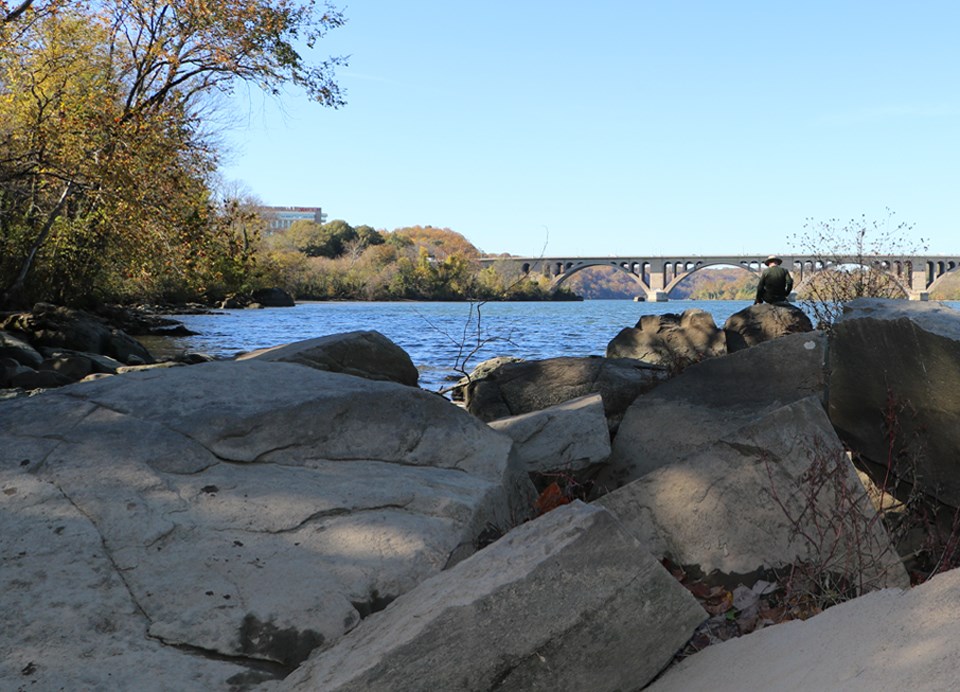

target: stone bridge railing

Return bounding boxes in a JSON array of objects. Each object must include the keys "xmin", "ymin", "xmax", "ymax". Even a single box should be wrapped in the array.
[{"xmin": 477, "ymin": 254, "xmax": 960, "ymax": 301}]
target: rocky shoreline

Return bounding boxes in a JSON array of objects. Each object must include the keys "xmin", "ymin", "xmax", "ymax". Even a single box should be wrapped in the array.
[{"xmin": 3, "ymin": 298, "xmax": 960, "ymax": 689}]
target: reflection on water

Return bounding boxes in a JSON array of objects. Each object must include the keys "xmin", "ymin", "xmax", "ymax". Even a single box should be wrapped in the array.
[{"xmin": 145, "ymin": 299, "xmax": 754, "ymax": 392}]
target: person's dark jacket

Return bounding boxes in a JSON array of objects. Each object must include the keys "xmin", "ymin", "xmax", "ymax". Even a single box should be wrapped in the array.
[{"xmin": 755, "ymin": 265, "xmax": 793, "ymax": 304}]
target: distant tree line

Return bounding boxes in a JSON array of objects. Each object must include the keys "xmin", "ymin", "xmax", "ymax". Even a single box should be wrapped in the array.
[{"xmin": 254, "ymin": 220, "xmax": 576, "ymax": 302}]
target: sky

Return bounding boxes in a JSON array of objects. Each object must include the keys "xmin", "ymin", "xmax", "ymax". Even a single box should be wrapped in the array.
[{"xmin": 218, "ymin": 1, "xmax": 960, "ymax": 258}]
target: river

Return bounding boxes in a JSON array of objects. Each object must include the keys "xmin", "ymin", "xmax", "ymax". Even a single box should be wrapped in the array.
[{"xmin": 141, "ymin": 299, "xmax": 763, "ymax": 392}]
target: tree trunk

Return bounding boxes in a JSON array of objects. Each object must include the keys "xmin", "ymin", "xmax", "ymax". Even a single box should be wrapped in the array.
[{"xmin": 0, "ymin": 181, "xmax": 73, "ymax": 308}]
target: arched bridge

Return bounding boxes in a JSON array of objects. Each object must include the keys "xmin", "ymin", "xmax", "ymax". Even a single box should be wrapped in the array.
[{"xmin": 477, "ymin": 254, "xmax": 960, "ymax": 301}]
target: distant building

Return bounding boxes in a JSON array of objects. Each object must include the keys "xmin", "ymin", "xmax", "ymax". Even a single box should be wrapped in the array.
[{"xmin": 258, "ymin": 206, "xmax": 327, "ymax": 232}]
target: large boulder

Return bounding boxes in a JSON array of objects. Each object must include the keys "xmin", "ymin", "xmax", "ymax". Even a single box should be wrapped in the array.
[
  {"xmin": 251, "ymin": 287, "xmax": 296, "ymax": 307},
  {"xmin": 464, "ymin": 356, "xmax": 668, "ymax": 431},
  {"xmin": 237, "ymin": 331, "xmax": 419, "ymax": 387},
  {"xmin": 449, "ymin": 355, "xmax": 524, "ymax": 401},
  {"xmin": 647, "ymin": 566, "xmax": 960, "ymax": 691},
  {"xmin": 606, "ymin": 308, "xmax": 727, "ymax": 367},
  {"xmin": 0, "ymin": 303, "xmax": 153, "ymax": 365},
  {"xmin": 0, "ymin": 330, "xmax": 43, "ymax": 368},
  {"xmin": 723, "ymin": 302, "xmax": 814, "ymax": 353},
  {"xmin": 0, "ymin": 471, "xmax": 261, "ymax": 691},
  {"xmin": 0, "ymin": 361, "xmax": 534, "ymax": 687},
  {"xmin": 487, "ymin": 393, "xmax": 611, "ymax": 475},
  {"xmin": 594, "ymin": 331, "xmax": 827, "ymax": 493},
  {"xmin": 597, "ymin": 397, "xmax": 908, "ymax": 590},
  {"xmin": 9, "ymin": 367, "xmax": 74, "ymax": 390},
  {"xmin": 828, "ymin": 298, "xmax": 960, "ymax": 508},
  {"xmin": 278, "ymin": 502, "xmax": 706, "ymax": 692}
]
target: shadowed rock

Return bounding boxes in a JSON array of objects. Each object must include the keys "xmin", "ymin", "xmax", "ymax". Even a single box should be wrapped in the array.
[
  {"xmin": 597, "ymin": 397, "xmax": 907, "ymax": 590},
  {"xmin": 724, "ymin": 302, "xmax": 813, "ymax": 353},
  {"xmin": 464, "ymin": 356, "xmax": 668, "ymax": 432},
  {"xmin": 594, "ymin": 331, "xmax": 826, "ymax": 493},
  {"xmin": 606, "ymin": 308, "xmax": 726, "ymax": 367},
  {"xmin": 828, "ymin": 298, "xmax": 960, "ymax": 508}
]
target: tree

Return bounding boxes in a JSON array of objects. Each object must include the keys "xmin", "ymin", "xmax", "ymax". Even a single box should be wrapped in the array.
[
  {"xmin": 0, "ymin": 0, "xmax": 346, "ymax": 306},
  {"xmin": 354, "ymin": 224, "xmax": 384, "ymax": 248},
  {"xmin": 790, "ymin": 210, "xmax": 927, "ymax": 328},
  {"xmin": 392, "ymin": 225, "xmax": 480, "ymax": 259}
]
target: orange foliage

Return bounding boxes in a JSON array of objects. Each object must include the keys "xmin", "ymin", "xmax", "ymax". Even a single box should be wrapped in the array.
[{"xmin": 534, "ymin": 482, "xmax": 572, "ymax": 515}]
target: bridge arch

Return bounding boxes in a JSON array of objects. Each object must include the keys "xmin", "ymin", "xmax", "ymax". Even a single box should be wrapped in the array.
[
  {"xmin": 660, "ymin": 261, "xmax": 759, "ymax": 296},
  {"xmin": 550, "ymin": 259, "xmax": 655, "ymax": 299}
]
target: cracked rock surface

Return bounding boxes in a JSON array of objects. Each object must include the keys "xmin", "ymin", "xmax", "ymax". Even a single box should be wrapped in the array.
[
  {"xmin": 1, "ymin": 361, "xmax": 533, "ymax": 689},
  {"xmin": 275, "ymin": 502, "xmax": 706, "ymax": 692}
]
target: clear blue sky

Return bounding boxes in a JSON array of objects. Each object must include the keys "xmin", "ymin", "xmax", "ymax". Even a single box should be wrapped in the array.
[{"xmin": 219, "ymin": 1, "xmax": 960, "ymax": 258}]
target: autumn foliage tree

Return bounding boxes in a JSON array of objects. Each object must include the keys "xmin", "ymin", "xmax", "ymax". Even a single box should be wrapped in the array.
[{"xmin": 0, "ymin": 0, "xmax": 345, "ymax": 307}]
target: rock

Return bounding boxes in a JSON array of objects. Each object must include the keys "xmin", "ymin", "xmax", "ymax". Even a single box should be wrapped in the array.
[
  {"xmin": 10, "ymin": 368, "xmax": 75, "ymax": 390},
  {"xmin": 179, "ymin": 352, "xmax": 216, "ymax": 364},
  {"xmin": 1, "ymin": 360, "xmax": 33, "ymax": 388},
  {"xmin": 646, "ymin": 566, "xmax": 960, "ymax": 691},
  {"xmin": 449, "ymin": 356, "xmax": 524, "ymax": 401},
  {"xmin": 238, "ymin": 331, "xmax": 420, "ymax": 387},
  {"xmin": 278, "ymin": 502, "xmax": 706, "ymax": 692},
  {"xmin": 594, "ymin": 332, "xmax": 827, "ymax": 493},
  {"xmin": 0, "ymin": 471, "xmax": 262, "ymax": 691},
  {"xmin": 251, "ymin": 287, "xmax": 296, "ymax": 307},
  {"xmin": 150, "ymin": 324, "xmax": 199, "ymax": 337},
  {"xmin": 38, "ymin": 347, "xmax": 124, "ymax": 374},
  {"xmin": 596, "ymin": 397, "xmax": 908, "ymax": 590},
  {"xmin": 828, "ymin": 298, "xmax": 960, "ymax": 508},
  {"xmin": 488, "ymin": 393, "xmax": 611, "ymax": 475},
  {"xmin": 0, "ymin": 361, "xmax": 534, "ymax": 679},
  {"xmin": 0, "ymin": 303, "xmax": 154, "ymax": 365},
  {"xmin": 38, "ymin": 354, "xmax": 94, "ymax": 381},
  {"xmin": 116, "ymin": 361, "xmax": 185, "ymax": 374},
  {"xmin": 723, "ymin": 302, "xmax": 814, "ymax": 353},
  {"xmin": 464, "ymin": 356, "xmax": 668, "ymax": 432},
  {"xmin": 606, "ymin": 309, "xmax": 727, "ymax": 367},
  {"xmin": 221, "ymin": 294, "xmax": 245, "ymax": 309},
  {"xmin": 0, "ymin": 330, "xmax": 43, "ymax": 367}
]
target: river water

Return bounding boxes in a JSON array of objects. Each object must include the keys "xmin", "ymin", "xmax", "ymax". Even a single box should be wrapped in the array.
[{"xmin": 143, "ymin": 299, "xmax": 758, "ymax": 392}]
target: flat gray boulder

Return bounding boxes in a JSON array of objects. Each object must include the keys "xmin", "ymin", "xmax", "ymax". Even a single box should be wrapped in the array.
[
  {"xmin": 606, "ymin": 308, "xmax": 726, "ymax": 367},
  {"xmin": 647, "ymin": 565, "xmax": 960, "ymax": 691},
  {"xmin": 594, "ymin": 331, "xmax": 827, "ymax": 493},
  {"xmin": 238, "ymin": 330, "xmax": 419, "ymax": 386},
  {"xmin": 723, "ymin": 302, "xmax": 814, "ymax": 353},
  {"xmin": 278, "ymin": 502, "xmax": 706, "ymax": 692},
  {"xmin": 488, "ymin": 393, "xmax": 611, "ymax": 474},
  {"xmin": 597, "ymin": 397, "xmax": 907, "ymax": 589},
  {"xmin": 0, "ymin": 361, "xmax": 533, "ymax": 687},
  {"xmin": 828, "ymin": 298, "xmax": 960, "ymax": 507},
  {"xmin": 0, "ymin": 471, "xmax": 260, "ymax": 691},
  {"xmin": 464, "ymin": 356, "xmax": 668, "ymax": 431}
]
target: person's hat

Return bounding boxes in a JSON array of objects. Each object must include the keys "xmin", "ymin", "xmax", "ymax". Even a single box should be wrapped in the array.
[{"xmin": 764, "ymin": 255, "xmax": 783, "ymax": 265}]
